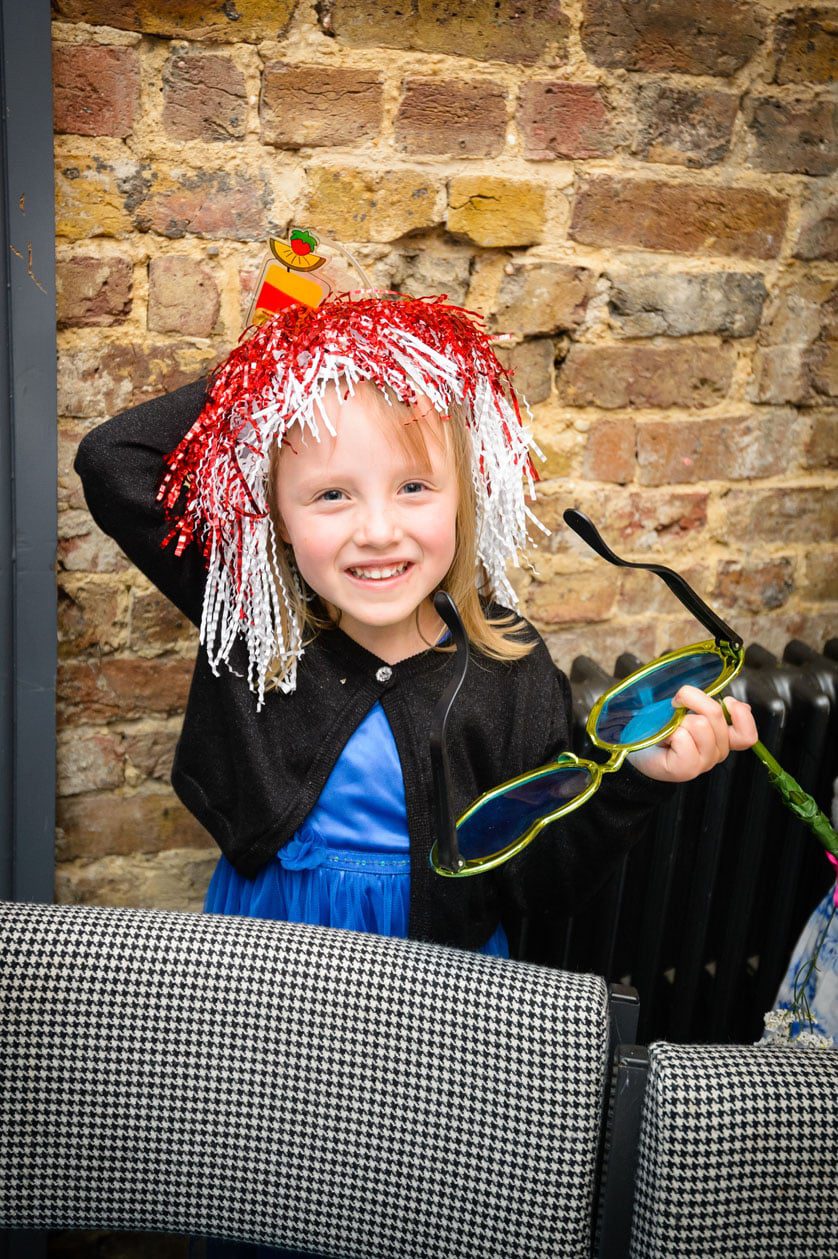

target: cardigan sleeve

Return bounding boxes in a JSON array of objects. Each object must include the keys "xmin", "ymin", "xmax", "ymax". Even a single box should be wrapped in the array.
[
  {"xmin": 73, "ymin": 377, "xmax": 210, "ymax": 628},
  {"xmin": 500, "ymin": 638, "xmax": 675, "ymax": 919}
]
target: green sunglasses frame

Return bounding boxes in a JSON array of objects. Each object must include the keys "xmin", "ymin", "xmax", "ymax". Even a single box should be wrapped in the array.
[
  {"xmin": 433, "ymin": 638, "xmax": 743, "ymax": 878},
  {"xmin": 430, "ymin": 509, "xmax": 837, "ymax": 879}
]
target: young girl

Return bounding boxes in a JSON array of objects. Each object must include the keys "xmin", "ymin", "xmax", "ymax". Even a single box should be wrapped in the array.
[
  {"xmin": 74, "ymin": 290, "xmax": 755, "ymax": 1254},
  {"xmin": 75, "ymin": 289, "xmax": 756, "ymax": 953}
]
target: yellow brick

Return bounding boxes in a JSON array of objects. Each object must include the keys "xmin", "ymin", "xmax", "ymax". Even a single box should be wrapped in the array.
[
  {"xmin": 55, "ymin": 154, "xmax": 133, "ymax": 241},
  {"xmin": 306, "ymin": 167, "xmax": 442, "ymax": 244},
  {"xmin": 54, "ymin": 0, "xmax": 295, "ymax": 41},
  {"xmin": 448, "ymin": 176, "xmax": 546, "ymax": 248}
]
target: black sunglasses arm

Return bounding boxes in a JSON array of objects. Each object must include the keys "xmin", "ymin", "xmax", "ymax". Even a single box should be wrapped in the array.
[
  {"xmin": 429, "ymin": 591, "xmax": 468, "ymax": 873},
  {"xmin": 563, "ymin": 509, "xmax": 743, "ymax": 650}
]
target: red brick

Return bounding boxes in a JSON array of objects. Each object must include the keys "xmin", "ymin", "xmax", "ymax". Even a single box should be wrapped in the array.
[
  {"xmin": 517, "ymin": 82, "xmax": 614, "ymax": 160},
  {"xmin": 53, "ymin": 44, "xmax": 140, "ymax": 138},
  {"xmin": 57, "ymin": 657, "xmax": 194, "ymax": 721},
  {"xmin": 57, "ymin": 527, "xmax": 130, "ymax": 574},
  {"xmin": 147, "ymin": 257, "xmax": 220, "ymax": 337},
  {"xmin": 318, "ymin": 0, "xmax": 570, "ymax": 66},
  {"xmin": 135, "ymin": 169, "xmax": 270, "ymax": 240},
  {"xmin": 56, "ymin": 256, "xmax": 132, "ymax": 327},
  {"xmin": 580, "ymin": 0, "xmax": 761, "ymax": 76},
  {"xmin": 395, "ymin": 78, "xmax": 506, "ymax": 157},
  {"xmin": 162, "ymin": 52, "xmax": 247, "ymax": 142},
  {"xmin": 558, "ymin": 344, "xmax": 735, "ymax": 410},
  {"xmin": 603, "ymin": 492, "xmax": 710, "ymax": 551},
  {"xmin": 53, "ymin": 0, "xmax": 295, "ymax": 42},
  {"xmin": 633, "ymin": 84, "xmax": 738, "ymax": 168},
  {"xmin": 713, "ymin": 557, "xmax": 795, "ymax": 614},
  {"xmin": 724, "ymin": 486, "xmax": 837, "ymax": 544},
  {"xmin": 773, "ymin": 8, "xmax": 838, "ymax": 85},
  {"xmin": 261, "ymin": 63, "xmax": 383, "ymax": 149},
  {"xmin": 58, "ymin": 341, "xmax": 219, "ymax": 419},
  {"xmin": 636, "ymin": 411, "xmax": 798, "ymax": 485},
  {"xmin": 57, "ymin": 727, "xmax": 125, "ymax": 797},
  {"xmin": 582, "ymin": 417, "xmax": 636, "ymax": 483},
  {"xmin": 746, "ymin": 95, "xmax": 837, "ymax": 176},
  {"xmin": 571, "ymin": 177, "xmax": 789, "ymax": 260},
  {"xmin": 538, "ymin": 486, "xmax": 709, "ymax": 552},
  {"xmin": 56, "ymin": 788, "xmax": 208, "ymax": 861}
]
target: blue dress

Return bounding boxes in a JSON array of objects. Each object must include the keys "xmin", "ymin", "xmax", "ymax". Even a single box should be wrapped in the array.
[{"xmin": 203, "ymin": 700, "xmax": 508, "ymax": 957}]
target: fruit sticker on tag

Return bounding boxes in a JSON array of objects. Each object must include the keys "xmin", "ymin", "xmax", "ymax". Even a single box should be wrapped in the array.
[{"xmin": 246, "ymin": 228, "xmax": 371, "ymax": 327}]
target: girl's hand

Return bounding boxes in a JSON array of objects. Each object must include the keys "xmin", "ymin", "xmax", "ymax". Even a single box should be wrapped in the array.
[{"xmin": 627, "ymin": 686, "xmax": 758, "ymax": 783}]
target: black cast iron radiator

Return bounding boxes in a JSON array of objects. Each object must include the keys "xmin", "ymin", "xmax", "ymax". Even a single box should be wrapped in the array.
[{"xmin": 518, "ymin": 638, "xmax": 838, "ymax": 1047}]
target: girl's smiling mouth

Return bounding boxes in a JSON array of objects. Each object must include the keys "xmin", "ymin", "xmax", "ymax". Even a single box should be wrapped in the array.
[{"xmin": 346, "ymin": 561, "xmax": 413, "ymax": 583}]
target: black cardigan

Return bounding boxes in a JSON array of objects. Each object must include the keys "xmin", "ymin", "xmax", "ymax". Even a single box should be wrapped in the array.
[{"xmin": 74, "ymin": 378, "xmax": 673, "ymax": 950}]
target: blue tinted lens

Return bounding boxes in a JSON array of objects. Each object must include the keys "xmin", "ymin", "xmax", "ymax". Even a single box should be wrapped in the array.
[
  {"xmin": 594, "ymin": 651, "xmax": 724, "ymax": 747},
  {"xmin": 457, "ymin": 765, "xmax": 593, "ymax": 862}
]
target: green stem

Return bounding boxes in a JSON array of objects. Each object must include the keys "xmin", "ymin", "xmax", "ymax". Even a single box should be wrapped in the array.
[{"xmin": 750, "ymin": 739, "xmax": 838, "ymax": 858}]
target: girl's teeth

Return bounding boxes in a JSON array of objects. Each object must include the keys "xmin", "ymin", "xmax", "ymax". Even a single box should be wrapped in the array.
[{"xmin": 350, "ymin": 563, "xmax": 408, "ymax": 580}]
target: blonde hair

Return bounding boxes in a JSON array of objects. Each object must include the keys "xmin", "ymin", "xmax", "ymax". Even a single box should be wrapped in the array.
[{"xmin": 262, "ymin": 380, "xmax": 535, "ymax": 693}]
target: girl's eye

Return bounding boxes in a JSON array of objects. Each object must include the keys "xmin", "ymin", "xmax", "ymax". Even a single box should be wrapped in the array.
[
  {"xmin": 401, "ymin": 481, "xmax": 429, "ymax": 495},
  {"xmin": 316, "ymin": 489, "xmax": 345, "ymax": 502}
]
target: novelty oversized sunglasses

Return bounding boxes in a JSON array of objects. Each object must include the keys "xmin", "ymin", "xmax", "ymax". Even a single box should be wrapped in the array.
[{"xmin": 430, "ymin": 509, "xmax": 837, "ymax": 878}]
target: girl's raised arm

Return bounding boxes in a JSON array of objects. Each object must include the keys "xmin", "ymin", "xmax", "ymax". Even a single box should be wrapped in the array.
[{"xmin": 73, "ymin": 377, "xmax": 210, "ymax": 628}]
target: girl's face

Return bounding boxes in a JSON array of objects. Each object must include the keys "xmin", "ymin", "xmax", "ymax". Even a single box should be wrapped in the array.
[{"xmin": 274, "ymin": 384, "xmax": 459, "ymax": 662}]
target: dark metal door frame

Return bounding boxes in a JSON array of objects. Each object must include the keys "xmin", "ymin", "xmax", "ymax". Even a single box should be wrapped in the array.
[{"xmin": 0, "ymin": 0, "xmax": 56, "ymax": 911}]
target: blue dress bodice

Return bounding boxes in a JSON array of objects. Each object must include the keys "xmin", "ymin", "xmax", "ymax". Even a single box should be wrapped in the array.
[{"xmin": 203, "ymin": 701, "xmax": 508, "ymax": 957}]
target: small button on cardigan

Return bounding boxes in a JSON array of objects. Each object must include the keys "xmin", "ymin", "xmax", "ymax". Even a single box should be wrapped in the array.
[{"xmin": 74, "ymin": 377, "xmax": 674, "ymax": 950}]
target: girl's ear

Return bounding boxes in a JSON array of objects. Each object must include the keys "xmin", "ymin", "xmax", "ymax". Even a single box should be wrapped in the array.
[{"xmin": 276, "ymin": 514, "xmax": 291, "ymax": 544}]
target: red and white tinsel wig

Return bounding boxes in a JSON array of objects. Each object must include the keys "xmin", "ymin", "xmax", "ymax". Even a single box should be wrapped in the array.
[{"xmin": 156, "ymin": 292, "xmax": 545, "ymax": 709}]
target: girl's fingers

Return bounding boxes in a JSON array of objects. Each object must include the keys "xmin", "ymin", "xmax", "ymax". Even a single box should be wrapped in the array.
[
  {"xmin": 722, "ymin": 696, "xmax": 759, "ymax": 751},
  {"xmin": 669, "ymin": 713, "xmax": 722, "ymax": 770},
  {"xmin": 672, "ymin": 685, "xmax": 731, "ymax": 760},
  {"xmin": 630, "ymin": 690, "xmax": 759, "ymax": 782}
]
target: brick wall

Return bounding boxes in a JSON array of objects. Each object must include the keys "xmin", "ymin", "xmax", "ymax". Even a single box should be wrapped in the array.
[{"xmin": 54, "ymin": 0, "xmax": 837, "ymax": 913}]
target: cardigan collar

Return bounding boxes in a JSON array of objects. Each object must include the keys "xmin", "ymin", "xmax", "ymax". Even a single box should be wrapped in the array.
[{"xmin": 314, "ymin": 621, "xmax": 453, "ymax": 684}]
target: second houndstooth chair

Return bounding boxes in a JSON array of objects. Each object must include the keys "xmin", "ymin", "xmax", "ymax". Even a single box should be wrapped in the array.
[
  {"xmin": 628, "ymin": 1042, "xmax": 838, "ymax": 1259},
  {"xmin": 0, "ymin": 899, "xmax": 615, "ymax": 1258}
]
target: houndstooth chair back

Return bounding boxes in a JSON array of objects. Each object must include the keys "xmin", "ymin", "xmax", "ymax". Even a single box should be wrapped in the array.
[
  {"xmin": 1, "ymin": 900, "xmax": 612, "ymax": 1258},
  {"xmin": 628, "ymin": 1041, "xmax": 838, "ymax": 1259}
]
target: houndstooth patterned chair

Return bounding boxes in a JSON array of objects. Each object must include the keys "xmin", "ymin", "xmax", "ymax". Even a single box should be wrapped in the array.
[
  {"xmin": 0, "ymin": 900, "xmax": 613, "ymax": 1259},
  {"xmin": 628, "ymin": 1041, "xmax": 838, "ymax": 1259}
]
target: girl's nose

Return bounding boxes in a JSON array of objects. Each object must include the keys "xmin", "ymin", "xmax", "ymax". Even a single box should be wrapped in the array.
[{"xmin": 354, "ymin": 502, "xmax": 404, "ymax": 548}]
